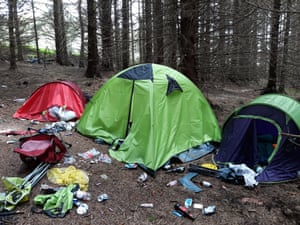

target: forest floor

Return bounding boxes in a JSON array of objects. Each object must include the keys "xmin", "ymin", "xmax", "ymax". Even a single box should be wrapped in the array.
[{"xmin": 0, "ymin": 61, "xmax": 299, "ymax": 225}]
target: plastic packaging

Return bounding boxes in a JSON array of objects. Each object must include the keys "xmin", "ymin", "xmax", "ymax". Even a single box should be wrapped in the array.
[
  {"xmin": 47, "ymin": 166, "xmax": 89, "ymax": 191},
  {"xmin": 78, "ymin": 148, "xmax": 100, "ymax": 159}
]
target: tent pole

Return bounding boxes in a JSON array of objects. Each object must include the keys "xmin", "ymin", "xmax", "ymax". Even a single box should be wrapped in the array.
[
  {"xmin": 281, "ymin": 132, "xmax": 300, "ymax": 138},
  {"xmin": 125, "ymin": 80, "xmax": 135, "ymax": 137}
]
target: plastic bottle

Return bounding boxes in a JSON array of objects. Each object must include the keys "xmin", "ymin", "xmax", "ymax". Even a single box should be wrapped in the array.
[{"xmin": 75, "ymin": 190, "xmax": 91, "ymax": 201}]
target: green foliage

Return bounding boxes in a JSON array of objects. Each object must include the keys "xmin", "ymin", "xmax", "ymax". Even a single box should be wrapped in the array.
[{"xmin": 148, "ymin": 215, "xmax": 156, "ymax": 222}]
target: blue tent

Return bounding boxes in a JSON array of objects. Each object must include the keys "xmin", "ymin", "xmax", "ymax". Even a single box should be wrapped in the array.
[{"xmin": 214, "ymin": 94, "xmax": 300, "ymax": 183}]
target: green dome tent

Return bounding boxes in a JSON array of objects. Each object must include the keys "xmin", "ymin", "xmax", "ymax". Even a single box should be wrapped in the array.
[{"xmin": 77, "ymin": 64, "xmax": 221, "ymax": 171}]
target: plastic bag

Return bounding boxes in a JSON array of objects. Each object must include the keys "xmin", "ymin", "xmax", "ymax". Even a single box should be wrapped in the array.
[{"xmin": 47, "ymin": 166, "xmax": 89, "ymax": 191}]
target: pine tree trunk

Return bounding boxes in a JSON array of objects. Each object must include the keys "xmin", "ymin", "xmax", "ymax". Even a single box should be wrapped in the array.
[
  {"xmin": 85, "ymin": 0, "xmax": 100, "ymax": 77},
  {"xmin": 163, "ymin": 0, "xmax": 178, "ymax": 68},
  {"xmin": 78, "ymin": 0, "xmax": 85, "ymax": 68},
  {"xmin": 122, "ymin": 0, "xmax": 129, "ymax": 68},
  {"xmin": 99, "ymin": 0, "xmax": 113, "ymax": 71},
  {"xmin": 31, "ymin": 0, "xmax": 40, "ymax": 64},
  {"xmin": 8, "ymin": 0, "xmax": 17, "ymax": 70},
  {"xmin": 13, "ymin": 0, "xmax": 23, "ymax": 61},
  {"xmin": 53, "ymin": 0, "xmax": 69, "ymax": 66},
  {"xmin": 179, "ymin": 0, "xmax": 198, "ymax": 84},
  {"xmin": 264, "ymin": 0, "xmax": 281, "ymax": 93}
]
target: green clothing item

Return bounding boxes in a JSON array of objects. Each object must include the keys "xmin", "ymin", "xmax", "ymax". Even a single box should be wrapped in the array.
[{"xmin": 34, "ymin": 184, "xmax": 78, "ymax": 218}]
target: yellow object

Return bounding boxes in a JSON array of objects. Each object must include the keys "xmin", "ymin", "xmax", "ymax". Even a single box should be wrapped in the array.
[
  {"xmin": 200, "ymin": 163, "xmax": 218, "ymax": 170},
  {"xmin": 47, "ymin": 166, "xmax": 89, "ymax": 191}
]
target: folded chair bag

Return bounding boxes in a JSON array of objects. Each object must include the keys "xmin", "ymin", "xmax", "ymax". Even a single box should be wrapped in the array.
[{"xmin": 14, "ymin": 134, "xmax": 67, "ymax": 164}]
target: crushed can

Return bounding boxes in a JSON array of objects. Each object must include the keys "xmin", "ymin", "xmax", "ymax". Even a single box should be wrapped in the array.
[
  {"xmin": 97, "ymin": 193, "xmax": 109, "ymax": 202},
  {"xmin": 76, "ymin": 203, "xmax": 89, "ymax": 215},
  {"xmin": 202, "ymin": 205, "xmax": 216, "ymax": 215},
  {"xmin": 138, "ymin": 172, "xmax": 148, "ymax": 182}
]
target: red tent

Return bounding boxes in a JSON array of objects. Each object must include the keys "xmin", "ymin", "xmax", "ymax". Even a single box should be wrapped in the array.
[{"xmin": 13, "ymin": 80, "xmax": 86, "ymax": 122}]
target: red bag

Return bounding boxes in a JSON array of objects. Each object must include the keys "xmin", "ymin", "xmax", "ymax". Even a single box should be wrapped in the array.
[{"xmin": 14, "ymin": 134, "xmax": 67, "ymax": 164}]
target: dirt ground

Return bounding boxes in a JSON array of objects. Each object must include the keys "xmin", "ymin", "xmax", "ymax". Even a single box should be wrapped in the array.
[{"xmin": 0, "ymin": 62, "xmax": 299, "ymax": 225}]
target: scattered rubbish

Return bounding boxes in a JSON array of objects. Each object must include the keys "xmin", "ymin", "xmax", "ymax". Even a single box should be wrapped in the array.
[
  {"xmin": 6, "ymin": 140, "xmax": 17, "ymax": 144},
  {"xmin": 13, "ymin": 98, "xmax": 26, "ymax": 103},
  {"xmin": 76, "ymin": 203, "xmax": 89, "ymax": 215},
  {"xmin": 97, "ymin": 153, "xmax": 112, "ymax": 164},
  {"xmin": 0, "ymin": 129, "xmax": 37, "ymax": 136},
  {"xmin": 172, "ymin": 210, "xmax": 183, "ymax": 217},
  {"xmin": 75, "ymin": 190, "xmax": 91, "ymax": 201},
  {"xmin": 166, "ymin": 180, "xmax": 177, "ymax": 187},
  {"xmin": 174, "ymin": 203, "xmax": 195, "ymax": 220},
  {"xmin": 193, "ymin": 203, "xmax": 203, "ymax": 209},
  {"xmin": 188, "ymin": 164, "xmax": 218, "ymax": 177},
  {"xmin": 44, "ymin": 121, "xmax": 76, "ymax": 132},
  {"xmin": 124, "ymin": 163, "xmax": 138, "ymax": 169},
  {"xmin": 178, "ymin": 172, "xmax": 202, "ymax": 193},
  {"xmin": 184, "ymin": 198, "xmax": 193, "ymax": 208},
  {"xmin": 100, "ymin": 174, "xmax": 108, "ymax": 180},
  {"xmin": 78, "ymin": 148, "xmax": 100, "ymax": 160},
  {"xmin": 63, "ymin": 155, "xmax": 76, "ymax": 164},
  {"xmin": 97, "ymin": 193, "xmax": 109, "ymax": 202},
  {"xmin": 140, "ymin": 203, "xmax": 154, "ymax": 208},
  {"xmin": 228, "ymin": 163, "xmax": 258, "ymax": 187},
  {"xmin": 47, "ymin": 166, "xmax": 89, "ymax": 191},
  {"xmin": 202, "ymin": 205, "xmax": 216, "ymax": 215},
  {"xmin": 163, "ymin": 161, "xmax": 172, "ymax": 170},
  {"xmin": 138, "ymin": 172, "xmax": 148, "ymax": 182},
  {"xmin": 165, "ymin": 166, "xmax": 185, "ymax": 173},
  {"xmin": 200, "ymin": 162, "xmax": 218, "ymax": 170},
  {"xmin": 30, "ymin": 120, "xmax": 40, "ymax": 125},
  {"xmin": 73, "ymin": 198, "xmax": 81, "ymax": 207},
  {"xmin": 201, "ymin": 180, "xmax": 212, "ymax": 187},
  {"xmin": 40, "ymin": 184, "xmax": 61, "ymax": 194}
]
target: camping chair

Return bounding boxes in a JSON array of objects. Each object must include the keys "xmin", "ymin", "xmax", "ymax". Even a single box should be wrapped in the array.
[{"xmin": 1, "ymin": 162, "xmax": 50, "ymax": 211}]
